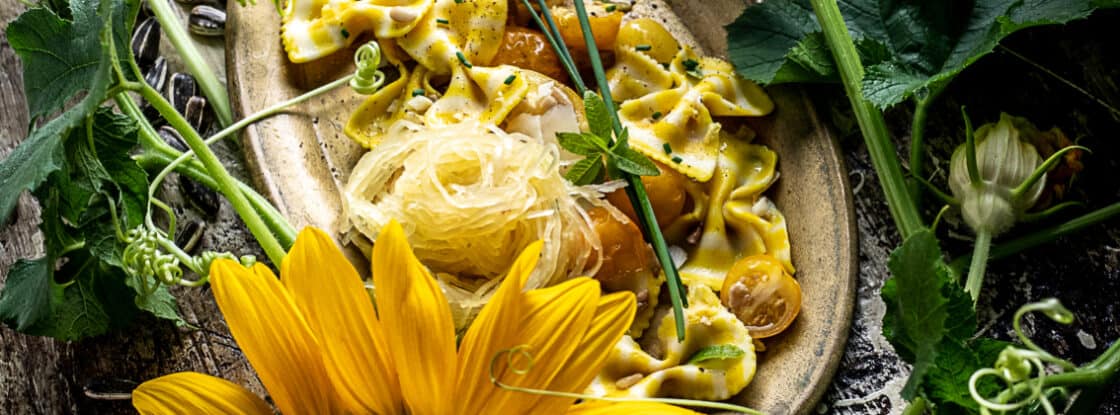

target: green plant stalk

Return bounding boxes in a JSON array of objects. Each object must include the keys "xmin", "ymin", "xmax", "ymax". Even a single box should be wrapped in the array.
[
  {"xmin": 145, "ymin": 0, "xmax": 232, "ymax": 127},
  {"xmin": 116, "ymin": 94, "xmax": 298, "ymax": 248},
  {"xmin": 571, "ymin": 0, "xmax": 688, "ymax": 341},
  {"xmin": 809, "ymin": 0, "xmax": 924, "ymax": 239},
  {"xmin": 950, "ymin": 201, "xmax": 1120, "ymax": 270},
  {"xmin": 137, "ymin": 83, "xmax": 285, "ymax": 264},
  {"xmin": 908, "ymin": 93, "xmax": 939, "ymax": 208},
  {"xmin": 137, "ymin": 150, "xmax": 296, "ymax": 248},
  {"xmin": 994, "ymin": 340, "xmax": 1120, "ymax": 413},
  {"xmin": 147, "ymin": 74, "xmax": 355, "ymax": 232},
  {"xmin": 964, "ymin": 230, "xmax": 991, "ymax": 303},
  {"xmin": 900, "ymin": 397, "xmax": 928, "ymax": 415}
]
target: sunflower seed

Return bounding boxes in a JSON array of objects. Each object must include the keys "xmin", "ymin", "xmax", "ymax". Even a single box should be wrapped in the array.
[
  {"xmin": 189, "ymin": 5, "xmax": 226, "ymax": 37},
  {"xmin": 131, "ymin": 17, "xmax": 161, "ymax": 70},
  {"xmin": 174, "ymin": 220, "xmax": 207, "ymax": 254},
  {"xmin": 158, "ymin": 125, "xmax": 188, "ymax": 152},
  {"xmin": 180, "ymin": 175, "xmax": 220, "ymax": 217},
  {"xmin": 168, "ymin": 73, "xmax": 198, "ymax": 115},
  {"xmin": 183, "ymin": 96, "xmax": 213, "ymax": 136},
  {"xmin": 83, "ymin": 378, "xmax": 136, "ymax": 401},
  {"xmin": 143, "ymin": 56, "xmax": 168, "ymax": 91}
]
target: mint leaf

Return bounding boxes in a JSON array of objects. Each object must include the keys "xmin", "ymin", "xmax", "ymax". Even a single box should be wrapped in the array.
[
  {"xmin": 726, "ymin": 0, "xmax": 1114, "ymax": 107},
  {"xmin": 687, "ymin": 344, "xmax": 747, "ymax": 364},
  {"xmin": 583, "ymin": 91, "xmax": 613, "ymax": 140},
  {"xmin": 0, "ymin": 0, "xmax": 117, "ymax": 224},
  {"xmin": 564, "ymin": 157, "xmax": 604, "ymax": 186},
  {"xmin": 881, "ymin": 229, "xmax": 962, "ymax": 397},
  {"xmin": 556, "ymin": 132, "xmax": 606, "ymax": 156},
  {"xmin": 609, "ymin": 131, "xmax": 660, "ymax": 177}
]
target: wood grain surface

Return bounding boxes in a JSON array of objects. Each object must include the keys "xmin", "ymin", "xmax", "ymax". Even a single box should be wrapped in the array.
[{"xmin": 2, "ymin": 1, "xmax": 1119, "ymax": 414}]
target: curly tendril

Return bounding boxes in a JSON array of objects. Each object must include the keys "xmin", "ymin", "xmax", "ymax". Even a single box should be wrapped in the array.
[
  {"xmin": 486, "ymin": 347, "xmax": 766, "ymax": 414},
  {"xmin": 351, "ymin": 41, "xmax": 387, "ymax": 94},
  {"xmin": 123, "ymin": 227, "xmax": 183, "ymax": 288},
  {"xmin": 969, "ymin": 298, "xmax": 1079, "ymax": 415}
]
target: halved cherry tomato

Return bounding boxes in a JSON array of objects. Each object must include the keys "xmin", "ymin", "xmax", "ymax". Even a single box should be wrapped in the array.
[
  {"xmin": 720, "ymin": 255, "xmax": 802, "ymax": 339},
  {"xmin": 586, "ymin": 206, "xmax": 653, "ymax": 292}
]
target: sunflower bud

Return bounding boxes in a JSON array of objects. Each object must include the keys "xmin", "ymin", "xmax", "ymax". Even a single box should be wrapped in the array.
[{"xmin": 949, "ymin": 113, "xmax": 1045, "ymax": 236}]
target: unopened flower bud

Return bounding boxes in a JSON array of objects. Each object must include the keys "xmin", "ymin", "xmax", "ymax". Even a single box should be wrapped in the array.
[{"xmin": 949, "ymin": 113, "xmax": 1045, "ymax": 236}]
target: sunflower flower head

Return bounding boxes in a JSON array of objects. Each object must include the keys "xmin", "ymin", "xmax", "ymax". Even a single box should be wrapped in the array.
[{"xmin": 132, "ymin": 221, "xmax": 699, "ymax": 415}]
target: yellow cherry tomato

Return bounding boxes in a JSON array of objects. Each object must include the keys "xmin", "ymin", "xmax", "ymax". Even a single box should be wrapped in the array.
[
  {"xmin": 606, "ymin": 161, "xmax": 688, "ymax": 228},
  {"xmin": 720, "ymin": 255, "xmax": 802, "ymax": 339},
  {"xmin": 587, "ymin": 206, "xmax": 653, "ymax": 292}
]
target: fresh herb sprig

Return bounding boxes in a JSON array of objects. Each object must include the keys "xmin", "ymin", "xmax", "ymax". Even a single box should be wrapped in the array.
[
  {"xmin": 558, "ymin": 93, "xmax": 659, "ymax": 185},
  {"xmin": 521, "ymin": 0, "xmax": 690, "ymax": 341}
]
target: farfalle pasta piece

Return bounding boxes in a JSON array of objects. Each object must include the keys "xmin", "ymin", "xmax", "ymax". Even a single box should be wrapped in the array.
[
  {"xmin": 425, "ymin": 65, "xmax": 530, "ymax": 126},
  {"xmin": 281, "ymin": 0, "xmax": 433, "ymax": 63},
  {"xmin": 587, "ymin": 284, "xmax": 756, "ymax": 401},
  {"xmin": 397, "ymin": 0, "xmax": 507, "ymax": 74},
  {"xmin": 617, "ymin": 79, "xmax": 722, "ymax": 182},
  {"xmin": 607, "ymin": 18, "xmax": 678, "ymax": 102},
  {"xmin": 345, "ymin": 64, "xmax": 438, "ymax": 148},
  {"xmin": 605, "ymin": 18, "xmax": 774, "ymax": 181},
  {"xmin": 679, "ymin": 134, "xmax": 785, "ymax": 290},
  {"xmin": 673, "ymin": 48, "xmax": 773, "ymax": 117},
  {"xmin": 346, "ymin": 64, "xmax": 533, "ymax": 146},
  {"xmin": 726, "ymin": 197, "xmax": 794, "ymax": 274}
]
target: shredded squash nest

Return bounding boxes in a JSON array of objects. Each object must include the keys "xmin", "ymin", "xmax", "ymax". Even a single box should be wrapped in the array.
[{"xmin": 343, "ymin": 121, "xmax": 609, "ymax": 326}]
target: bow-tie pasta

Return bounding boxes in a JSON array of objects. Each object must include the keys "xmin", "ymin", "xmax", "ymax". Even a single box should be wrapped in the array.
[{"xmin": 282, "ymin": 0, "xmax": 433, "ymax": 63}]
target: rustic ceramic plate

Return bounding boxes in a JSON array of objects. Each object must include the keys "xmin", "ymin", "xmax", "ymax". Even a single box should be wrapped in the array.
[{"xmin": 227, "ymin": 1, "xmax": 856, "ymax": 413}]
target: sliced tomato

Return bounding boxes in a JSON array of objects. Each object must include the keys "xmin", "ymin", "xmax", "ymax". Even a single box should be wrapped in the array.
[{"xmin": 720, "ymin": 255, "xmax": 802, "ymax": 338}]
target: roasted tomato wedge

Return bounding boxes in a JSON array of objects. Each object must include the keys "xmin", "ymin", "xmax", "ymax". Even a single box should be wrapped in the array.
[{"xmin": 719, "ymin": 255, "xmax": 801, "ymax": 338}]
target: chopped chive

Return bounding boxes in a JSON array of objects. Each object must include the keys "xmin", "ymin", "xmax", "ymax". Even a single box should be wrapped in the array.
[
  {"xmin": 456, "ymin": 51, "xmax": 473, "ymax": 68},
  {"xmin": 340, "ymin": 28, "xmax": 350, "ymax": 38},
  {"xmin": 671, "ymin": 156, "xmax": 683, "ymax": 163},
  {"xmin": 682, "ymin": 59, "xmax": 700, "ymax": 70},
  {"xmin": 503, "ymin": 74, "xmax": 517, "ymax": 85},
  {"xmin": 411, "ymin": 88, "xmax": 425, "ymax": 97},
  {"xmin": 605, "ymin": 4, "xmax": 617, "ymax": 12},
  {"xmin": 635, "ymin": 44, "xmax": 652, "ymax": 52},
  {"xmin": 662, "ymin": 142, "xmax": 672, "ymax": 154},
  {"xmin": 436, "ymin": 18, "xmax": 449, "ymax": 24},
  {"xmin": 652, "ymin": 111, "xmax": 662, "ymax": 120},
  {"xmin": 454, "ymin": 0, "xmax": 464, "ymax": 3}
]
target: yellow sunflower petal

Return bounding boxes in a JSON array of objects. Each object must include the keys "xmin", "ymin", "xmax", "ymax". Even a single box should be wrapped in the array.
[
  {"xmin": 371, "ymin": 221, "xmax": 458, "ymax": 415},
  {"xmin": 210, "ymin": 260, "xmax": 338, "ymax": 414},
  {"xmin": 476, "ymin": 278, "xmax": 600, "ymax": 413},
  {"xmin": 132, "ymin": 372, "xmax": 271, "ymax": 415},
  {"xmin": 565, "ymin": 401, "xmax": 702, "ymax": 415},
  {"xmin": 454, "ymin": 240, "xmax": 543, "ymax": 414},
  {"xmin": 528, "ymin": 290, "xmax": 636, "ymax": 414},
  {"xmin": 280, "ymin": 227, "xmax": 402, "ymax": 414}
]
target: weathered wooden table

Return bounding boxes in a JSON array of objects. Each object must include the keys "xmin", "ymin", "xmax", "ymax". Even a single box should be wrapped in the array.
[{"xmin": 1, "ymin": 1, "xmax": 1117, "ymax": 413}]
